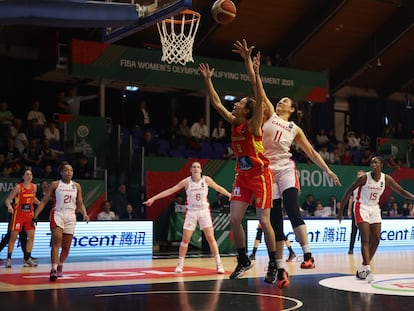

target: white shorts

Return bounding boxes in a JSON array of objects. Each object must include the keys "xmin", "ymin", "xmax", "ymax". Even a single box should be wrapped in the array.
[
  {"xmin": 354, "ymin": 203, "xmax": 382, "ymax": 225},
  {"xmin": 50, "ymin": 208, "xmax": 77, "ymax": 235},
  {"xmin": 272, "ymin": 166, "xmax": 300, "ymax": 199},
  {"xmin": 183, "ymin": 208, "xmax": 213, "ymax": 231}
]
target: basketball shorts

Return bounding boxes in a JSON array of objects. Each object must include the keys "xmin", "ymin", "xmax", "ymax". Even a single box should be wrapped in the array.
[
  {"xmin": 272, "ymin": 166, "xmax": 300, "ymax": 199},
  {"xmin": 50, "ymin": 208, "xmax": 77, "ymax": 235},
  {"xmin": 354, "ymin": 203, "xmax": 382, "ymax": 225},
  {"xmin": 183, "ymin": 208, "xmax": 213, "ymax": 231},
  {"xmin": 10, "ymin": 210, "xmax": 35, "ymax": 232},
  {"xmin": 231, "ymin": 169, "xmax": 273, "ymax": 208}
]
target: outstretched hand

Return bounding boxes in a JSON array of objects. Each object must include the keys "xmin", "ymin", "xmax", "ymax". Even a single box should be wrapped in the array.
[
  {"xmin": 198, "ymin": 63, "xmax": 215, "ymax": 79},
  {"xmin": 328, "ymin": 171, "xmax": 341, "ymax": 186},
  {"xmin": 252, "ymin": 51, "xmax": 261, "ymax": 73},
  {"xmin": 232, "ymin": 39, "xmax": 254, "ymax": 60},
  {"xmin": 143, "ymin": 198, "xmax": 154, "ymax": 207}
]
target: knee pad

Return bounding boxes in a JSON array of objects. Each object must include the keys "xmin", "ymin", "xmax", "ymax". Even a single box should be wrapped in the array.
[{"xmin": 283, "ymin": 188, "xmax": 305, "ymax": 228}]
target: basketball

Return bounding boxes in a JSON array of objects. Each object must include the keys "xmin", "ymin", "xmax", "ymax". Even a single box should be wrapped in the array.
[{"xmin": 211, "ymin": 0, "xmax": 236, "ymax": 25}]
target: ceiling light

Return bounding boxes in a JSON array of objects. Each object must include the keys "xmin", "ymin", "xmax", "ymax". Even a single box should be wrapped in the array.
[{"xmin": 224, "ymin": 95, "xmax": 236, "ymax": 101}]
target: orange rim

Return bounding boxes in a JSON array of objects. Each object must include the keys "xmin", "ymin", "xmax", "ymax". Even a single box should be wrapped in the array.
[{"xmin": 163, "ymin": 9, "xmax": 200, "ymax": 25}]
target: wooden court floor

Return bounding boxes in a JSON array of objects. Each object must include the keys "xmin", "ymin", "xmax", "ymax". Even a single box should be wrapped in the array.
[{"xmin": 1, "ymin": 247, "xmax": 413, "ymax": 311}]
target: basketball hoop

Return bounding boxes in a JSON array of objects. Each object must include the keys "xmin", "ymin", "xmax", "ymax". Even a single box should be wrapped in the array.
[{"xmin": 157, "ymin": 9, "xmax": 201, "ymax": 66}]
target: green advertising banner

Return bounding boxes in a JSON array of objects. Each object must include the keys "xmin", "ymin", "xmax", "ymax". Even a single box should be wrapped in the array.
[
  {"xmin": 71, "ymin": 39, "xmax": 328, "ymax": 102},
  {"xmin": 65, "ymin": 115, "xmax": 109, "ymax": 168},
  {"xmin": 0, "ymin": 179, "xmax": 106, "ymax": 220}
]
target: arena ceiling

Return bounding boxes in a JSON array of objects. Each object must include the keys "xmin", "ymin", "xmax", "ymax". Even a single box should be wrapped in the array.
[{"xmin": 0, "ymin": 0, "xmax": 413, "ymax": 102}]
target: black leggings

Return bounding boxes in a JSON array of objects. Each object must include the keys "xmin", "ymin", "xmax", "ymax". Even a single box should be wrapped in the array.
[{"xmin": 271, "ymin": 187, "xmax": 305, "ymax": 241}]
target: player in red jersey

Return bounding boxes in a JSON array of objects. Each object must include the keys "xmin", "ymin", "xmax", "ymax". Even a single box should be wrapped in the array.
[
  {"xmin": 5, "ymin": 167, "xmax": 40, "ymax": 268},
  {"xmin": 199, "ymin": 63, "xmax": 277, "ymax": 282}
]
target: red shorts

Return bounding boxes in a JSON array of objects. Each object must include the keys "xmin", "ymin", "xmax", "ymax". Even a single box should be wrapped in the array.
[
  {"xmin": 231, "ymin": 168, "xmax": 273, "ymax": 208},
  {"xmin": 10, "ymin": 210, "xmax": 35, "ymax": 232}
]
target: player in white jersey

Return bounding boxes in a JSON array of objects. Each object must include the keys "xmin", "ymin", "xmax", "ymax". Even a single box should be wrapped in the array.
[
  {"xmin": 144, "ymin": 161, "xmax": 231, "ymax": 274},
  {"xmin": 339, "ymin": 156, "xmax": 414, "ymax": 281},
  {"xmin": 234, "ymin": 39, "xmax": 341, "ymax": 288},
  {"xmin": 33, "ymin": 161, "xmax": 90, "ymax": 281}
]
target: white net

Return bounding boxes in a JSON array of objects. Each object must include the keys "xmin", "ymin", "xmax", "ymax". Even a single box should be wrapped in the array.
[{"xmin": 157, "ymin": 10, "xmax": 200, "ymax": 66}]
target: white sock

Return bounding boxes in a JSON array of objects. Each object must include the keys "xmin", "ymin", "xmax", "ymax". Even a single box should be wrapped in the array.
[
  {"xmin": 302, "ymin": 244, "xmax": 311, "ymax": 254},
  {"xmin": 276, "ymin": 259, "xmax": 285, "ymax": 270},
  {"xmin": 215, "ymin": 255, "xmax": 221, "ymax": 265},
  {"xmin": 178, "ymin": 257, "xmax": 185, "ymax": 266}
]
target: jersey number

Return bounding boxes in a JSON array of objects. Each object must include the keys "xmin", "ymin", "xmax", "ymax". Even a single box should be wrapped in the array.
[
  {"xmin": 369, "ymin": 193, "xmax": 378, "ymax": 201},
  {"xmin": 273, "ymin": 130, "xmax": 282, "ymax": 143},
  {"xmin": 195, "ymin": 193, "xmax": 201, "ymax": 201},
  {"xmin": 64, "ymin": 195, "xmax": 72, "ymax": 203}
]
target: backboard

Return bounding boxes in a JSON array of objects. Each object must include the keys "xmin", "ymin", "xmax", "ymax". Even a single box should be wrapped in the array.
[{"xmin": 102, "ymin": 0, "xmax": 192, "ymax": 43}]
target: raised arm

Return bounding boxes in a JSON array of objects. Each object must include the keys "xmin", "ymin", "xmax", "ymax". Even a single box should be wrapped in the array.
[
  {"xmin": 143, "ymin": 178, "xmax": 188, "ymax": 207},
  {"xmin": 233, "ymin": 39, "xmax": 274, "ymax": 119},
  {"xmin": 205, "ymin": 176, "xmax": 231, "ymax": 199},
  {"xmin": 199, "ymin": 63, "xmax": 235, "ymax": 124},
  {"xmin": 385, "ymin": 175, "xmax": 414, "ymax": 201},
  {"xmin": 294, "ymin": 128, "xmax": 341, "ymax": 186},
  {"xmin": 249, "ymin": 53, "xmax": 264, "ymax": 135}
]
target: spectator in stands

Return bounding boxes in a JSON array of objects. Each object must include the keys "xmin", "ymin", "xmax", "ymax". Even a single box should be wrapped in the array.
[
  {"xmin": 318, "ymin": 145, "xmax": 330, "ymax": 164},
  {"xmin": 211, "ymin": 191, "xmax": 230, "ymax": 213},
  {"xmin": 340, "ymin": 149, "xmax": 353, "ymax": 165},
  {"xmin": 0, "ymin": 100, "xmax": 14, "ymax": 140},
  {"xmin": 97, "ymin": 200, "xmax": 117, "ymax": 220},
  {"xmin": 359, "ymin": 132, "xmax": 371, "ymax": 150},
  {"xmin": 26, "ymin": 118, "xmax": 44, "ymax": 143},
  {"xmin": 142, "ymin": 130, "xmax": 158, "ymax": 156},
  {"xmin": 136, "ymin": 99, "xmax": 152, "ymax": 130},
  {"xmin": 327, "ymin": 195, "xmax": 338, "ymax": 216},
  {"xmin": 110, "ymin": 184, "xmax": 130, "ymax": 219},
  {"xmin": 347, "ymin": 131, "xmax": 360, "ymax": 151},
  {"xmin": 211, "ymin": 119, "xmax": 226, "ymax": 143},
  {"xmin": 329, "ymin": 147, "xmax": 341, "ymax": 165},
  {"xmin": 0, "ymin": 153, "xmax": 10, "ymax": 177},
  {"xmin": 301, "ymin": 194, "xmax": 316, "ymax": 216},
  {"xmin": 315, "ymin": 128, "xmax": 329, "ymax": 149},
  {"xmin": 360, "ymin": 148, "xmax": 374, "ymax": 166},
  {"xmin": 176, "ymin": 117, "xmax": 192, "ymax": 146},
  {"xmin": 190, "ymin": 117, "xmax": 209, "ymax": 142},
  {"xmin": 44, "ymin": 121, "xmax": 61, "ymax": 147},
  {"xmin": 40, "ymin": 138, "xmax": 64, "ymax": 168},
  {"xmin": 5, "ymin": 138, "xmax": 22, "ymax": 177},
  {"xmin": 64, "ymin": 86, "xmax": 98, "ymax": 115},
  {"xmin": 120, "ymin": 203, "xmax": 138, "ymax": 220},
  {"xmin": 327, "ymin": 129, "xmax": 338, "ymax": 151},
  {"xmin": 42, "ymin": 163, "xmax": 58, "ymax": 179},
  {"xmin": 27, "ymin": 100, "xmax": 47, "ymax": 128},
  {"xmin": 55, "ymin": 90, "xmax": 70, "ymax": 114},
  {"xmin": 73, "ymin": 155, "xmax": 93, "ymax": 179},
  {"xmin": 22, "ymin": 139, "xmax": 43, "ymax": 175},
  {"xmin": 9, "ymin": 117, "xmax": 23, "ymax": 141},
  {"xmin": 401, "ymin": 199, "xmax": 412, "ymax": 216},
  {"xmin": 169, "ymin": 193, "xmax": 186, "ymax": 213},
  {"xmin": 167, "ymin": 115, "xmax": 180, "ymax": 146},
  {"xmin": 406, "ymin": 202, "xmax": 414, "ymax": 217},
  {"xmin": 388, "ymin": 202, "xmax": 401, "ymax": 217},
  {"xmin": 314, "ymin": 201, "xmax": 331, "ymax": 217}
]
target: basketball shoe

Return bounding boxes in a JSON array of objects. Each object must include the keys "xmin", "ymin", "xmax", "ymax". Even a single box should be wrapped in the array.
[
  {"xmin": 264, "ymin": 261, "xmax": 277, "ymax": 284},
  {"xmin": 356, "ymin": 269, "xmax": 373, "ymax": 282},
  {"xmin": 229, "ymin": 256, "xmax": 252, "ymax": 279},
  {"xmin": 286, "ymin": 252, "xmax": 296, "ymax": 262},
  {"xmin": 5, "ymin": 258, "xmax": 11, "ymax": 268},
  {"xmin": 23, "ymin": 258, "xmax": 38, "ymax": 267},
  {"xmin": 277, "ymin": 269, "xmax": 290, "ymax": 289},
  {"xmin": 57, "ymin": 265, "xmax": 63, "ymax": 277},
  {"xmin": 174, "ymin": 263, "xmax": 183, "ymax": 273},
  {"xmin": 216, "ymin": 263, "xmax": 225, "ymax": 274},
  {"xmin": 50, "ymin": 269, "xmax": 58, "ymax": 282},
  {"xmin": 300, "ymin": 254, "xmax": 315, "ymax": 269}
]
